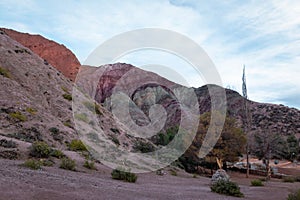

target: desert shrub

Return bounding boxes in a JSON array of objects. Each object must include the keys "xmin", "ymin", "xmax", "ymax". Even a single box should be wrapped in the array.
[
  {"xmin": 82, "ymin": 101, "xmax": 102, "ymax": 115},
  {"xmin": 133, "ymin": 141, "xmax": 155, "ymax": 153},
  {"xmin": 0, "ymin": 139, "xmax": 17, "ymax": 148},
  {"xmin": 62, "ymin": 93, "xmax": 72, "ymax": 101},
  {"xmin": 61, "ymin": 86, "xmax": 69, "ymax": 93},
  {"xmin": 251, "ymin": 179, "xmax": 264, "ymax": 186},
  {"xmin": 210, "ymin": 180, "xmax": 244, "ymax": 198},
  {"xmin": 74, "ymin": 113, "xmax": 89, "ymax": 123},
  {"xmin": 40, "ymin": 159, "xmax": 55, "ymax": 167},
  {"xmin": 63, "ymin": 120, "xmax": 72, "ymax": 128},
  {"xmin": 170, "ymin": 169, "xmax": 177, "ymax": 176},
  {"xmin": 0, "ymin": 67, "xmax": 11, "ymax": 78},
  {"xmin": 26, "ymin": 107, "xmax": 37, "ymax": 115},
  {"xmin": 288, "ymin": 189, "xmax": 300, "ymax": 200},
  {"xmin": 83, "ymin": 160, "xmax": 96, "ymax": 170},
  {"xmin": 60, "ymin": 157, "xmax": 76, "ymax": 171},
  {"xmin": 69, "ymin": 139, "xmax": 87, "ymax": 151},
  {"xmin": 49, "ymin": 127, "xmax": 59, "ymax": 134},
  {"xmin": 111, "ymin": 168, "xmax": 137, "ymax": 183},
  {"xmin": 29, "ymin": 142, "xmax": 51, "ymax": 158},
  {"xmin": 9, "ymin": 111, "xmax": 27, "ymax": 122},
  {"xmin": 283, "ymin": 176, "xmax": 296, "ymax": 183},
  {"xmin": 23, "ymin": 159, "xmax": 42, "ymax": 170},
  {"xmin": 50, "ymin": 149, "xmax": 65, "ymax": 158}
]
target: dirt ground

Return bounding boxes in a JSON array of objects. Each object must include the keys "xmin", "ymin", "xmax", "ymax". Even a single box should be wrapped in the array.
[{"xmin": 0, "ymin": 159, "xmax": 300, "ymax": 200}]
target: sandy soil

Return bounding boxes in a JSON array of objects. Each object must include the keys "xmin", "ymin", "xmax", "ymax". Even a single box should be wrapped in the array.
[{"xmin": 1, "ymin": 159, "xmax": 300, "ymax": 200}]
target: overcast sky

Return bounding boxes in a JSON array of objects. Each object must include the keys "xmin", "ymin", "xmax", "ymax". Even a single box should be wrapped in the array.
[{"xmin": 0, "ymin": 0, "xmax": 299, "ymax": 109}]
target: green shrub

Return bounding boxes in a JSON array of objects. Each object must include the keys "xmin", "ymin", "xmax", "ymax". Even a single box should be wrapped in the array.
[
  {"xmin": 82, "ymin": 101, "xmax": 102, "ymax": 115},
  {"xmin": 288, "ymin": 189, "xmax": 300, "ymax": 200},
  {"xmin": 63, "ymin": 120, "xmax": 72, "ymax": 128},
  {"xmin": 83, "ymin": 160, "xmax": 96, "ymax": 170},
  {"xmin": 26, "ymin": 107, "xmax": 37, "ymax": 115},
  {"xmin": 211, "ymin": 180, "xmax": 244, "ymax": 198},
  {"xmin": 283, "ymin": 176, "xmax": 296, "ymax": 183},
  {"xmin": 111, "ymin": 167, "xmax": 137, "ymax": 183},
  {"xmin": 170, "ymin": 169, "xmax": 177, "ymax": 176},
  {"xmin": 50, "ymin": 149, "xmax": 65, "ymax": 158},
  {"xmin": 62, "ymin": 93, "xmax": 72, "ymax": 101},
  {"xmin": 251, "ymin": 179, "xmax": 264, "ymax": 186},
  {"xmin": 74, "ymin": 113, "xmax": 89, "ymax": 123},
  {"xmin": 9, "ymin": 111, "xmax": 27, "ymax": 122},
  {"xmin": 133, "ymin": 141, "xmax": 155, "ymax": 153},
  {"xmin": 0, "ymin": 67, "xmax": 11, "ymax": 78},
  {"xmin": 23, "ymin": 159, "xmax": 42, "ymax": 170},
  {"xmin": 60, "ymin": 157, "xmax": 76, "ymax": 171},
  {"xmin": 40, "ymin": 159, "xmax": 55, "ymax": 167},
  {"xmin": 69, "ymin": 139, "xmax": 87, "ymax": 151},
  {"xmin": 61, "ymin": 86, "xmax": 69, "ymax": 93},
  {"xmin": 29, "ymin": 142, "xmax": 51, "ymax": 158}
]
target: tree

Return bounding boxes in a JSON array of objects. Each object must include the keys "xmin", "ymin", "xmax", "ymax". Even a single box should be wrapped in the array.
[
  {"xmin": 203, "ymin": 113, "xmax": 247, "ymax": 169},
  {"xmin": 180, "ymin": 112, "xmax": 247, "ymax": 173},
  {"xmin": 286, "ymin": 135, "xmax": 299, "ymax": 161},
  {"xmin": 251, "ymin": 128, "xmax": 286, "ymax": 180}
]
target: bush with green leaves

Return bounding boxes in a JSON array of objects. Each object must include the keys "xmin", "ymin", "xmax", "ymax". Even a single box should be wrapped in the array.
[
  {"xmin": 23, "ymin": 159, "xmax": 42, "ymax": 170},
  {"xmin": 210, "ymin": 180, "xmax": 244, "ymax": 198},
  {"xmin": 111, "ymin": 167, "xmax": 137, "ymax": 183},
  {"xmin": 50, "ymin": 149, "xmax": 65, "ymax": 158},
  {"xmin": 9, "ymin": 111, "xmax": 27, "ymax": 122},
  {"xmin": 29, "ymin": 142, "xmax": 51, "ymax": 158},
  {"xmin": 83, "ymin": 160, "xmax": 96, "ymax": 170},
  {"xmin": 251, "ymin": 179, "xmax": 264, "ymax": 186},
  {"xmin": 60, "ymin": 157, "xmax": 76, "ymax": 171},
  {"xmin": 0, "ymin": 67, "xmax": 11, "ymax": 78},
  {"xmin": 68, "ymin": 139, "xmax": 87, "ymax": 151},
  {"xmin": 287, "ymin": 189, "xmax": 300, "ymax": 200},
  {"xmin": 62, "ymin": 93, "xmax": 72, "ymax": 101}
]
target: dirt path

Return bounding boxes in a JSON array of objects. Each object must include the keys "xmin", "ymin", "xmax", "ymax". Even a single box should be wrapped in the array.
[{"xmin": 0, "ymin": 159, "xmax": 299, "ymax": 200}]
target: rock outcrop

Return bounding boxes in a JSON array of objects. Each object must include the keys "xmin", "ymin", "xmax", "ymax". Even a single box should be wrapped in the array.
[{"xmin": 0, "ymin": 28, "xmax": 80, "ymax": 81}]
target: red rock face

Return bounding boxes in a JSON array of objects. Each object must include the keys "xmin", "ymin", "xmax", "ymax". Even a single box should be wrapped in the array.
[{"xmin": 0, "ymin": 28, "xmax": 80, "ymax": 81}]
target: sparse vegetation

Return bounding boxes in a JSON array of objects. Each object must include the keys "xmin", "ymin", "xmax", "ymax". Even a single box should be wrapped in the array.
[
  {"xmin": 133, "ymin": 141, "xmax": 155, "ymax": 153},
  {"xmin": 0, "ymin": 66, "xmax": 11, "ymax": 78},
  {"xmin": 69, "ymin": 139, "xmax": 87, "ymax": 151},
  {"xmin": 83, "ymin": 160, "xmax": 96, "ymax": 170},
  {"xmin": 251, "ymin": 179, "xmax": 264, "ymax": 186},
  {"xmin": 287, "ymin": 189, "xmax": 300, "ymax": 200},
  {"xmin": 210, "ymin": 180, "xmax": 244, "ymax": 198},
  {"xmin": 283, "ymin": 176, "xmax": 296, "ymax": 183},
  {"xmin": 61, "ymin": 86, "xmax": 69, "ymax": 93},
  {"xmin": 9, "ymin": 111, "xmax": 27, "ymax": 122},
  {"xmin": 63, "ymin": 120, "xmax": 72, "ymax": 128},
  {"xmin": 29, "ymin": 142, "xmax": 51, "ymax": 158},
  {"xmin": 26, "ymin": 107, "xmax": 37, "ymax": 115},
  {"xmin": 169, "ymin": 169, "xmax": 177, "ymax": 176},
  {"xmin": 111, "ymin": 167, "xmax": 137, "ymax": 183},
  {"xmin": 74, "ymin": 113, "xmax": 89, "ymax": 123},
  {"xmin": 50, "ymin": 149, "xmax": 65, "ymax": 158},
  {"xmin": 0, "ymin": 139, "xmax": 17, "ymax": 148},
  {"xmin": 23, "ymin": 159, "xmax": 42, "ymax": 170},
  {"xmin": 62, "ymin": 93, "xmax": 72, "ymax": 101},
  {"xmin": 60, "ymin": 157, "xmax": 76, "ymax": 171},
  {"xmin": 82, "ymin": 101, "xmax": 102, "ymax": 115}
]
